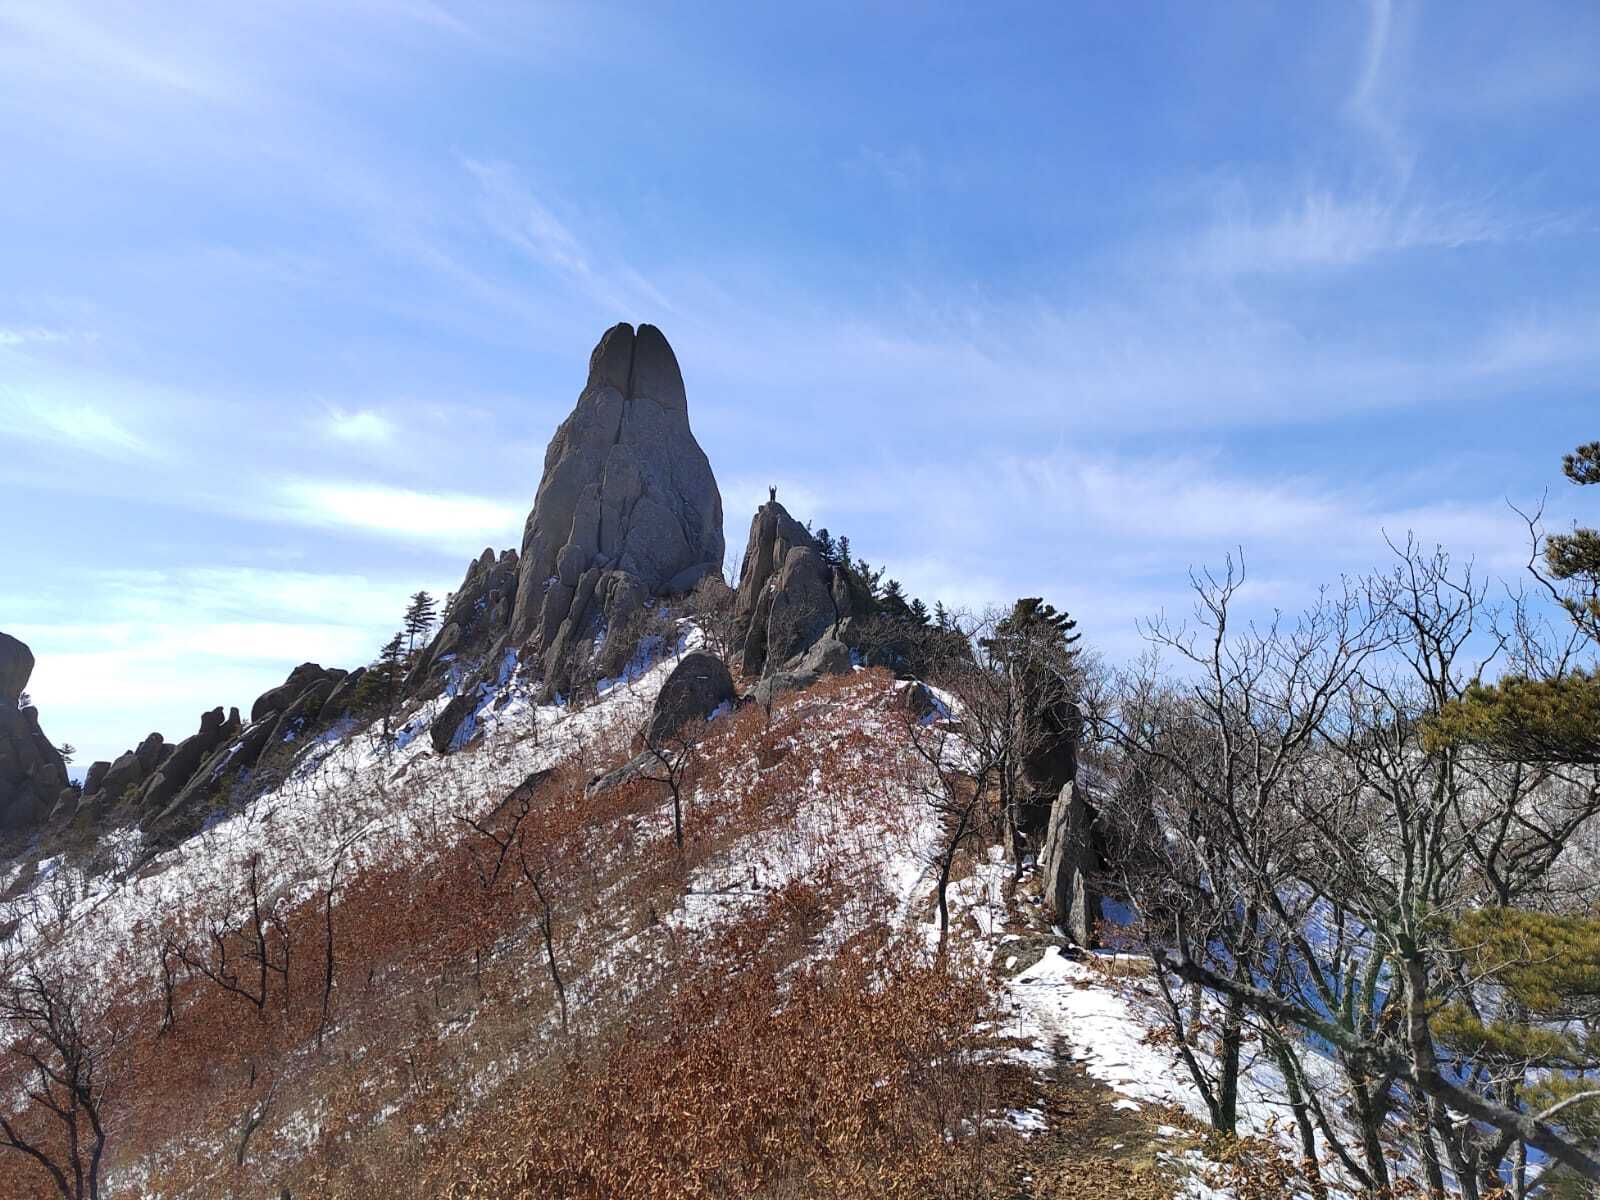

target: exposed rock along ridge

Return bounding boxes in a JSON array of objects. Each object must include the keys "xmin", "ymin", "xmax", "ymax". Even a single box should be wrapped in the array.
[
  {"xmin": 731, "ymin": 497, "xmax": 858, "ymax": 703},
  {"xmin": 508, "ymin": 322, "xmax": 724, "ymax": 691},
  {"xmin": 0, "ymin": 633, "xmax": 71, "ymax": 831}
]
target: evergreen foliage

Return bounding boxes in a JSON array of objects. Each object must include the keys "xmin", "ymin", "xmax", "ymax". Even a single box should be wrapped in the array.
[
  {"xmin": 403, "ymin": 591, "xmax": 439, "ymax": 657},
  {"xmin": 1435, "ymin": 440, "xmax": 1600, "ymax": 763},
  {"xmin": 1546, "ymin": 440, "xmax": 1600, "ymax": 640}
]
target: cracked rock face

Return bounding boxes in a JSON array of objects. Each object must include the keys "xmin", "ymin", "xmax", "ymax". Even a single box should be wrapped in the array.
[
  {"xmin": 0, "ymin": 632, "xmax": 70, "ymax": 832},
  {"xmin": 509, "ymin": 323, "xmax": 724, "ymax": 683}
]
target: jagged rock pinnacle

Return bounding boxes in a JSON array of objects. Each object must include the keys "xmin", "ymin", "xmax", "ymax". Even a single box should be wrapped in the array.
[{"xmin": 509, "ymin": 323, "xmax": 724, "ymax": 688}]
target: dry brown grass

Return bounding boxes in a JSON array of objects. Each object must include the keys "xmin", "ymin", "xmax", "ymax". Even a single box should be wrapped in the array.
[{"xmin": 0, "ymin": 667, "xmax": 1034, "ymax": 1200}]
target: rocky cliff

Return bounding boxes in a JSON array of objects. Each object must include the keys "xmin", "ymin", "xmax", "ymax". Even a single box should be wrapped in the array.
[
  {"xmin": 731, "ymin": 498, "xmax": 858, "ymax": 703},
  {"xmin": 509, "ymin": 323, "xmax": 723, "ymax": 692},
  {"xmin": 0, "ymin": 633, "xmax": 71, "ymax": 832}
]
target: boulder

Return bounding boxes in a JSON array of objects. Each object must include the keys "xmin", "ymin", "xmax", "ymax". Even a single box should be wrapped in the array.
[
  {"xmin": 644, "ymin": 652, "xmax": 735, "ymax": 746},
  {"xmin": 137, "ymin": 707, "xmax": 235, "ymax": 814},
  {"xmin": 0, "ymin": 633, "xmax": 33, "ymax": 707},
  {"xmin": 82, "ymin": 731, "xmax": 170, "ymax": 812},
  {"xmin": 134, "ymin": 731, "xmax": 167, "ymax": 774},
  {"xmin": 83, "ymin": 760, "xmax": 111, "ymax": 796},
  {"xmin": 251, "ymin": 663, "xmax": 337, "ymax": 724},
  {"xmin": 95, "ymin": 749, "xmax": 148, "ymax": 802},
  {"xmin": 408, "ymin": 548, "xmax": 519, "ymax": 694},
  {"xmin": 431, "ymin": 688, "xmax": 482, "ymax": 755},
  {"xmin": 730, "ymin": 501, "xmax": 863, "ymax": 682},
  {"xmin": 266, "ymin": 679, "xmax": 336, "ymax": 747},
  {"xmin": 898, "ymin": 681, "xmax": 938, "ymax": 721},
  {"xmin": 507, "ymin": 324, "xmax": 724, "ymax": 685},
  {"xmin": 321, "ymin": 667, "xmax": 367, "ymax": 720},
  {"xmin": 1039, "ymin": 779, "xmax": 1102, "ymax": 948}
]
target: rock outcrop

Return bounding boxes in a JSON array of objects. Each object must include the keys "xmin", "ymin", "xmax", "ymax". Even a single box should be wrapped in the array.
[
  {"xmin": 731, "ymin": 499, "xmax": 857, "ymax": 700},
  {"xmin": 644, "ymin": 652, "xmax": 735, "ymax": 747},
  {"xmin": 508, "ymin": 323, "xmax": 724, "ymax": 692},
  {"xmin": 1039, "ymin": 772, "xmax": 1102, "ymax": 948},
  {"xmin": 0, "ymin": 633, "xmax": 70, "ymax": 832},
  {"xmin": 409, "ymin": 548, "xmax": 519, "ymax": 695}
]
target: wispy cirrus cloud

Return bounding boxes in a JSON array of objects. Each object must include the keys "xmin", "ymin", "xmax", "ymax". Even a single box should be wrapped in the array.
[
  {"xmin": 461, "ymin": 157, "xmax": 675, "ymax": 320},
  {"xmin": 273, "ymin": 478, "xmax": 522, "ymax": 551},
  {"xmin": 0, "ymin": 391, "xmax": 159, "ymax": 459},
  {"xmin": 0, "ymin": 326, "xmax": 71, "ymax": 347},
  {"xmin": 322, "ymin": 406, "xmax": 398, "ymax": 446},
  {"xmin": 1175, "ymin": 187, "xmax": 1587, "ymax": 277}
]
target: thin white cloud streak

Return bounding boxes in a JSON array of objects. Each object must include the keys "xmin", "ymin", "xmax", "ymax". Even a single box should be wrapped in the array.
[
  {"xmin": 0, "ymin": 327, "xmax": 69, "ymax": 346},
  {"xmin": 794, "ymin": 446, "xmax": 1539, "ymax": 638},
  {"xmin": 1346, "ymin": 0, "xmax": 1414, "ymax": 182},
  {"xmin": 323, "ymin": 406, "xmax": 398, "ymax": 446},
  {"xmin": 0, "ymin": 391, "xmax": 158, "ymax": 459},
  {"xmin": 462, "ymin": 158, "xmax": 676, "ymax": 320},
  {"xmin": 1176, "ymin": 188, "xmax": 1587, "ymax": 277},
  {"xmin": 273, "ymin": 479, "xmax": 523, "ymax": 551},
  {"xmin": 0, "ymin": 3, "xmax": 236, "ymax": 99}
]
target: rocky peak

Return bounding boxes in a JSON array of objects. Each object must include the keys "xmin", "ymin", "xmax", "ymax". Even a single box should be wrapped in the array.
[{"xmin": 508, "ymin": 323, "xmax": 724, "ymax": 690}]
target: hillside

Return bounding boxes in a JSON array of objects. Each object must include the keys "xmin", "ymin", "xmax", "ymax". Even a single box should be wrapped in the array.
[
  {"xmin": 3, "ymin": 325, "xmax": 1599, "ymax": 1200},
  {"xmin": 0, "ymin": 636, "xmax": 1151, "ymax": 1197}
]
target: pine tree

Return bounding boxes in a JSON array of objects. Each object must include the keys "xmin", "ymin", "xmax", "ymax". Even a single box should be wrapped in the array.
[
  {"xmin": 933, "ymin": 601, "xmax": 950, "ymax": 631},
  {"xmin": 379, "ymin": 631, "xmax": 405, "ymax": 737},
  {"xmin": 814, "ymin": 527, "xmax": 837, "ymax": 565},
  {"xmin": 909, "ymin": 597, "xmax": 931, "ymax": 626},
  {"xmin": 836, "ymin": 536, "xmax": 852, "ymax": 573},
  {"xmin": 984, "ymin": 597, "xmax": 1081, "ymax": 659},
  {"xmin": 880, "ymin": 578, "xmax": 911, "ymax": 620},
  {"xmin": 1547, "ymin": 440, "xmax": 1600, "ymax": 641},
  {"xmin": 403, "ymin": 591, "xmax": 438, "ymax": 657},
  {"xmin": 1432, "ymin": 440, "xmax": 1600, "ymax": 764}
]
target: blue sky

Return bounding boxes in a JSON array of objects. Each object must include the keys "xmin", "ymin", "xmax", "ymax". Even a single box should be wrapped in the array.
[{"xmin": 2, "ymin": 0, "xmax": 1597, "ymax": 771}]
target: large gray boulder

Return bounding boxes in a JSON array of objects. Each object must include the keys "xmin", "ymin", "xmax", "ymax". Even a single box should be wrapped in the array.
[
  {"xmin": 0, "ymin": 634, "xmax": 70, "ymax": 833},
  {"xmin": 0, "ymin": 633, "xmax": 33, "ymax": 707},
  {"xmin": 508, "ymin": 323, "xmax": 724, "ymax": 686},
  {"xmin": 1039, "ymin": 778, "xmax": 1102, "ymax": 948},
  {"xmin": 251, "ymin": 663, "xmax": 338, "ymax": 724},
  {"xmin": 644, "ymin": 652, "xmax": 735, "ymax": 746}
]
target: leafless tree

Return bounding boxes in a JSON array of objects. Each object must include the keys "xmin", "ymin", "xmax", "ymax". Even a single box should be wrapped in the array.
[
  {"xmin": 0, "ymin": 963, "xmax": 123, "ymax": 1200},
  {"xmin": 1097, "ymin": 544, "xmax": 1600, "ymax": 1193},
  {"xmin": 458, "ymin": 774, "xmax": 570, "ymax": 1033},
  {"xmin": 897, "ymin": 701, "xmax": 988, "ymax": 955},
  {"xmin": 639, "ymin": 721, "xmax": 706, "ymax": 853}
]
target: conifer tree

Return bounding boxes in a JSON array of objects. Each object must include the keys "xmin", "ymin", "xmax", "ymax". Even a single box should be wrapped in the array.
[
  {"xmin": 379, "ymin": 631, "xmax": 405, "ymax": 737},
  {"xmin": 814, "ymin": 527, "xmax": 837, "ymax": 565},
  {"xmin": 880, "ymin": 578, "xmax": 911, "ymax": 620},
  {"xmin": 403, "ymin": 591, "xmax": 438, "ymax": 657},
  {"xmin": 1547, "ymin": 440, "xmax": 1600, "ymax": 641},
  {"xmin": 1433, "ymin": 440, "xmax": 1600, "ymax": 764}
]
